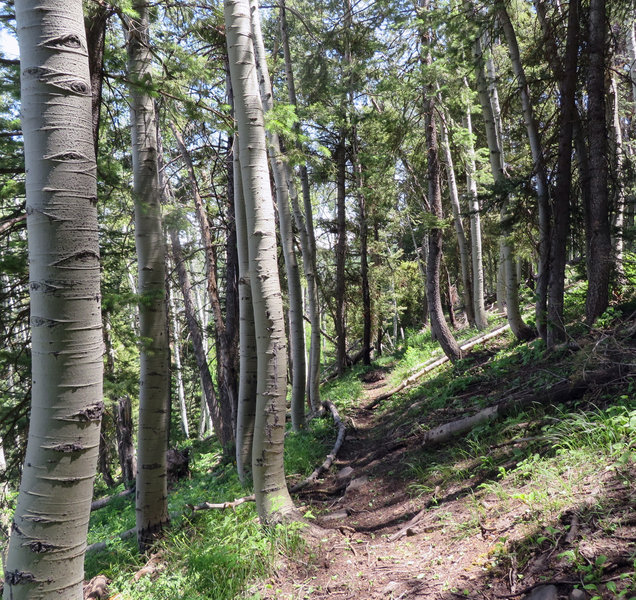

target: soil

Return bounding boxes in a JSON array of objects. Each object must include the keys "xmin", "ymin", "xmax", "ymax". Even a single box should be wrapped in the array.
[{"xmin": 258, "ymin": 354, "xmax": 636, "ymax": 600}]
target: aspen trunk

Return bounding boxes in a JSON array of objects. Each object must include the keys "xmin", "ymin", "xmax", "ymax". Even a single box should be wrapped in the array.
[
  {"xmin": 497, "ymin": 2, "xmax": 551, "ymax": 340},
  {"xmin": 250, "ymin": 0, "xmax": 306, "ymax": 430},
  {"xmin": 280, "ymin": 0, "xmax": 321, "ymax": 412},
  {"xmin": 335, "ymin": 135, "xmax": 348, "ymax": 374},
  {"xmin": 167, "ymin": 278, "xmax": 190, "ymax": 438},
  {"xmin": 440, "ymin": 114, "xmax": 475, "ymax": 327},
  {"xmin": 233, "ymin": 137, "xmax": 258, "ymax": 484},
  {"xmin": 127, "ymin": 0, "xmax": 170, "ymax": 550},
  {"xmin": 463, "ymin": 102, "xmax": 488, "ymax": 329},
  {"xmin": 225, "ymin": 0, "xmax": 296, "ymax": 520},
  {"xmin": 473, "ymin": 33, "xmax": 533, "ymax": 340},
  {"xmin": 4, "ymin": 2, "xmax": 103, "ymax": 597}
]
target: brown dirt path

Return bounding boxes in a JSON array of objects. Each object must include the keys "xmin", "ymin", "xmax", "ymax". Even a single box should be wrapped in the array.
[{"xmin": 257, "ymin": 366, "xmax": 636, "ymax": 600}]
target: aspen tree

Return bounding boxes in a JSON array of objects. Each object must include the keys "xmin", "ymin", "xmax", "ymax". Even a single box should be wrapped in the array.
[
  {"xmin": 225, "ymin": 0, "xmax": 296, "ymax": 521},
  {"xmin": 3, "ymin": 1, "xmax": 103, "ymax": 597}
]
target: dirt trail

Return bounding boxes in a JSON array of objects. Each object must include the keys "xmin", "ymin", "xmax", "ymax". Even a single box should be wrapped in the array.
[{"xmin": 259, "ymin": 364, "xmax": 636, "ymax": 600}]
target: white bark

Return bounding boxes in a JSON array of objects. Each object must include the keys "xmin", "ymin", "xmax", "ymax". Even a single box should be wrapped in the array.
[
  {"xmin": 168, "ymin": 275, "xmax": 190, "ymax": 438},
  {"xmin": 127, "ymin": 0, "xmax": 170, "ymax": 549},
  {"xmin": 225, "ymin": 0, "xmax": 296, "ymax": 521},
  {"xmin": 250, "ymin": 0, "xmax": 306, "ymax": 431},
  {"xmin": 463, "ymin": 101, "xmax": 488, "ymax": 329},
  {"xmin": 440, "ymin": 114, "xmax": 474, "ymax": 327},
  {"xmin": 4, "ymin": 1, "xmax": 103, "ymax": 597}
]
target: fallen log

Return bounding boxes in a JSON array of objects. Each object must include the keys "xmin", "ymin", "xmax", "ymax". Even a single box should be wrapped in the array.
[
  {"xmin": 290, "ymin": 400, "xmax": 346, "ymax": 493},
  {"xmin": 370, "ymin": 364, "xmax": 626, "ymax": 467},
  {"xmin": 90, "ymin": 488, "xmax": 134, "ymax": 512},
  {"xmin": 187, "ymin": 495, "xmax": 255, "ymax": 513},
  {"xmin": 365, "ymin": 324, "xmax": 511, "ymax": 410}
]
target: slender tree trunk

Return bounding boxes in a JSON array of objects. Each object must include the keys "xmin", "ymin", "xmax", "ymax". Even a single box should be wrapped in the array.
[
  {"xmin": 84, "ymin": 2, "xmax": 109, "ymax": 155},
  {"xmin": 609, "ymin": 73, "xmax": 625, "ymax": 280},
  {"xmin": 473, "ymin": 34, "xmax": 534, "ymax": 340},
  {"xmin": 167, "ymin": 278, "xmax": 190, "ymax": 438},
  {"xmin": 585, "ymin": 0, "xmax": 612, "ymax": 324},
  {"xmin": 169, "ymin": 233, "xmax": 225, "ymax": 439},
  {"xmin": 224, "ymin": 132, "xmax": 240, "ymax": 432},
  {"xmin": 280, "ymin": 0, "xmax": 321, "ymax": 412},
  {"xmin": 546, "ymin": 0, "xmax": 578, "ymax": 347},
  {"xmin": 169, "ymin": 124, "xmax": 234, "ymax": 447},
  {"xmin": 231, "ymin": 134, "xmax": 258, "ymax": 484},
  {"xmin": 4, "ymin": 2, "xmax": 103, "ymax": 596},
  {"xmin": 424, "ymin": 104, "xmax": 462, "ymax": 361},
  {"xmin": 335, "ymin": 134, "xmax": 348, "ymax": 374},
  {"xmin": 250, "ymin": 0, "xmax": 306, "ymax": 430},
  {"xmin": 225, "ymin": 0, "xmax": 296, "ymax": 521},
  {"xmin": 127, "ymin": 0, "xmax": 170, "ymax": 550},
  {"xmin": 419, "ymin": 4, "xmax": 461, "ymax": 360},
  {"xmin": 116, "ymin": 397, "xmax": 136, "ymax": 487},
  {"xmin": 463, "ymin": 102, "xmax": 488, "ymax": 329},
  {"xmin": 352, "ymin": 133, "xmax": 372, "ymax": 363},
  {"xmin": 496, "ymin": 2, "xmax": 551, "ymax": 340},
  {"xmin": 440, "ymin": 113, "xmax": 475, "ymax": 327}
]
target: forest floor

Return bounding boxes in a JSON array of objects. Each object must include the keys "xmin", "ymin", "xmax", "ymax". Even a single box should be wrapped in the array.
[{"xmin": 256, "ymin": 320, "xmax": 636, "ymax": 600}]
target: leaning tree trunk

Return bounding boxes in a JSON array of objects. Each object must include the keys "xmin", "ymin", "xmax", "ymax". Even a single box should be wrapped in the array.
[
  {"xmin": 250, "ymin": 0, "xmax": 306, "ymax": 430},
  {"xmin": 439, "ymin": 112, "xmax": 475, "ymax": 328},
  {"xmin": 225, "ymin": 0, "xmax": 297, "ymax": 521},
  {"xmin": 585, "ymin": 0, "xmax": 612, "ymax": 324},
  {"xmin": 496, "ymin": 1, "xmax": 550, "ymax": 341},
  {"xmin": 3, "ymin": 2, "xmax": 103, "ymax": 597},
  {"xmin": 127, "ymin": 0, "xmax": 170, "ymax": 551}
]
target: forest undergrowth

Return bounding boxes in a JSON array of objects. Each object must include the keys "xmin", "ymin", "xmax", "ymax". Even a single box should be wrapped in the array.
[{"xmin": 2, "ymin": 282, "xmax": 635, "ymax": 600}]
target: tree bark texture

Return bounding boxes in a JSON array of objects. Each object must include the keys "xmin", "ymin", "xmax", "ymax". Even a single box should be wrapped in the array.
[
  {"xmin": 225, "ymin": 0, "xmax": 296, "ymax": 521},
  {"xmin": 4, "ymin": 1, "xmax": 103, "ymax": 597},
  {"xmin": 127, "ymin": 0, "xmax": 170, "ymax": 551},
  {"xmin": 250, "ymin": 0, "xmax": 306, "ymax": 430},
  {"xmin": 335, "ymin": 134, "xmax": 348, "ymax": 375},
  {"xmin": 423, "ymin": 93, "xmax": 462, "ymax": 361},
  {"xmin": 585, "ymin": 0, "xmax": 612, "ymax": 324},
  {"xmin": 547, "ymin": 0, "xmax": 579, "ymax": 348},
  {"xmin": 232, "ymin": 138, "xmax": 258, "ymax": 484}
]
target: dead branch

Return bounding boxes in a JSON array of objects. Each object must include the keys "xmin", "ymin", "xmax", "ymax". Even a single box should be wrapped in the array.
[
  {"xmin": 365, "ymin": 324, "xmax": 511, "ymax": 409},
  {"xmin": 90, "ymin": 488, "xmax": 134, "ymax": 512},
  {"xmin": 187, "ymin": 495, "xmax": 255, "ymax": 513},
  {"xmin": 290, "ymin": 400, "xmax": 346, "ymax": 493}
]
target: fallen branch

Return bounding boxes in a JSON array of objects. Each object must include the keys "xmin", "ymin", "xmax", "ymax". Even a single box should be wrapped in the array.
[
  {"xmin": 91, "ymin": 488, "xmax": 134, "ymax": 512},
  {"xmin": 365, "ymin": 324, "xmax": 511, "ymax": 409},
  {"xmin": 187, "ymin": 495, "xmax": 255, "ymax": 513},
  {"xmin": 86, "ymin": 494, "xmax": 256, "ymax": 553},
  {"xmin": 370, "ymin": 364, "xmax": 626, "ymax": 465},
  {"xmin": 290, "ymin": 400, "xmax": 346, "ymax": 493}
]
